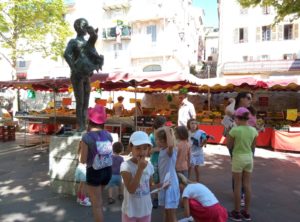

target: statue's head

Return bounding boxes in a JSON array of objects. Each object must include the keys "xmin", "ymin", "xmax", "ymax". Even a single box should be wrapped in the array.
[{"xmin": 74, "ymin": 18, "xmax": 89, "ymax": 35}]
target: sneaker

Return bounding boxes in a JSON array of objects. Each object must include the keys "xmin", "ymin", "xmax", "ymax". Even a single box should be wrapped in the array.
[
  {"xmin": 79, "ymin": 197, "xmax": 92, "ymax": 207},
  {"xmin": 152, "ymin": 198, "xmax": 159, "ymax": 209},
  {"xmin": 228, "ymin": 210, "xmax": 242, "ymax": 221},
  {"xmin": 240, "ymin": 197, "xmax": 245, "ymax": 207},
  {"xmin": 241, "ymin": 210, "xmax": 252, "ymax": 221}
]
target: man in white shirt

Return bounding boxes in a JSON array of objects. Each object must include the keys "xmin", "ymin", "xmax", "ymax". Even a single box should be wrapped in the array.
[{"xmin": 178, "ymin": 93, "xmax": 196, "ymax": 127}]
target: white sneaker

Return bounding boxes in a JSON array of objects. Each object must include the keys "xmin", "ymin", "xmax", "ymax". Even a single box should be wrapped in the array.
[
  {"xmin": 79, "ymin": 197, "xmax": 92, "ymax": 207},
  {"xmin": 240, "ymin": 197, "xmax": 245, "ymax": 207}
]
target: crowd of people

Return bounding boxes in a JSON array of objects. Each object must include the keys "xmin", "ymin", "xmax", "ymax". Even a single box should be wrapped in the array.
[{"xmin": 73, "ymin": 91, "xmax": 258, "ymax": 222}]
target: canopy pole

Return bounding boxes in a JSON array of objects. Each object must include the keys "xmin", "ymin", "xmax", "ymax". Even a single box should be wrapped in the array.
[
  {"xmin": 53, "ymin": 90, "xmax": 57, "ymax": 131},
  {"xmin": 134, "ymin": 83, "xmax": 137, "ymax": 131}
]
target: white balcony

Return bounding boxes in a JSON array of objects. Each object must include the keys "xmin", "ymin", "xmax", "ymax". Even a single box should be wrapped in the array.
[
  {"xmin": 103, "ymin": 0, "xmax": 130, "ymax": 11},
  {"xmin": 223, "ymin": 60, "xmax": 300, "ymax": 75}
]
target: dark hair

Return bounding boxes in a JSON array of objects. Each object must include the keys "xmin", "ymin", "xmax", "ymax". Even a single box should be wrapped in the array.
[
  {"xmin": 153, "ymin": 116, "xmax": 167, "ymax": 129},
  {"xmin": 175, "ymin": 126, "xmax": 189, "ymax": 140},
  {"xmin": 247, "ymin": 106, "xmax": 257, "ymax": 116},
  {"xmin": 155, "ymin": 128, "xmax": 167, "ymax": 142},
  {"xmin": 113, "ymin": 142, "xmax": 124, "ymax": 154},
  {"xmin": 187, "ymin": 118, "xmax": 197, "ymax": 130},
  {"xmin": 117, "ymin": 96, "xmax": 124, "ymax": 102},
  {"xmin": 234, "ymin": 92, "xmax": 250, "ymax": 110},
  {"xmin": 88, "ymin": 120, "xmax": 104, "ymax": 129},
  {"xmin": 236, "ymin": 112, "xmax": 250, "ymax": 121}
]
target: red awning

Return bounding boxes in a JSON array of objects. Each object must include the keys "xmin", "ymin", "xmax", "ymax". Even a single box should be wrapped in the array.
[{"xmin": 0, "ymin": 71, "xmax": 202, "ymax": 92}]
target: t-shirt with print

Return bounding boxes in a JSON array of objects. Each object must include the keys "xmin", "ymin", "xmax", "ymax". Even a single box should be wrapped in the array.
[
  {"xmin": 112, "ymin": 154, "xmax": 124, "ymax": 175},
  {"xmin": 82, "ymin": 130, "xmax": 113, "ymax": 168},
  {"xmin": 121, "ymin": 160, "xmax": 154, "ymax": 218},
  {"xmin": 190, "ymin": 130, "xmax": 206, "ymax": 156},
  {"xmin": 182, "ymin": 183, "xmax": 218, "ymax": 207},
  {"xmin": 229, "ymin": 125, "xmax": 258, "ymax": 156}
]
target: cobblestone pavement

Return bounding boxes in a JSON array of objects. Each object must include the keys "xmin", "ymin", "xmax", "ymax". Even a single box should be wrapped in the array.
[{"xmin": 0, "ymin": 133, "xmax": 299, "ymax": 222}]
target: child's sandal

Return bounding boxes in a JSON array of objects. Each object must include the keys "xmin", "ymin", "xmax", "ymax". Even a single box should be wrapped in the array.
[{"xmin": 108, "ymin": 198, "xmax": 115, "ymax": 204}]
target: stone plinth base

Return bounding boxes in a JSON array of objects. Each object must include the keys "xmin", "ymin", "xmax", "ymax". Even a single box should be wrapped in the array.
[{"xmin": 49, "ymin": 135, "xmax": 82, "ymax": 195}]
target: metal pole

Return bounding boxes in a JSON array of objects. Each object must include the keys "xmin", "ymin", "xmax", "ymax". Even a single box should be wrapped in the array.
[
  {"xmin": 134, "ymin": 83, "xmax": 137, "ymax": 131},
  {"xmin": 208, "ymin": 64, "xmax": 211, "ymax": 111}
]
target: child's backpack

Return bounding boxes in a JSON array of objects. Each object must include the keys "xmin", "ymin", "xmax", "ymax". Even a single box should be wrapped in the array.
[
  {"xmin": 88, "ymin": 132, "xmax": 113, "ymax": 170},
  {"xmin": 191, "ymin": 130, "xmax": 206, "ymax": 147}
]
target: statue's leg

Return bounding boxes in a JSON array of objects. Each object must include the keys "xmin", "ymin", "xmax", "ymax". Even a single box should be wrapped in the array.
[
  {"xmin": 82, "ymin": 77, "xmax": 91, "ymax": 128},
  {"xmin": 71, "ymin": 75, "xmax": 84, "ymax": 131}
]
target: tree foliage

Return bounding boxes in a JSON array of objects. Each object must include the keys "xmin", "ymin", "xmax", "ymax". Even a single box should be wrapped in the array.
[
  {"xmin": 238, "ymin": 0, "xmax": 300, "ymax": 22},
  {"xmin": 0, "ymin": 0, "xmax": 72, "ymax": 71}
]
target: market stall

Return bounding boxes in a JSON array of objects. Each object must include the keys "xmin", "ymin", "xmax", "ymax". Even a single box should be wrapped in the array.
[
  {"xmin": 196, "ymin": 76, "xmax": 300, "ymax": 151},
  {"xmin": 0, "ymin": 71, "xmax": 203, "ymax": 143}
]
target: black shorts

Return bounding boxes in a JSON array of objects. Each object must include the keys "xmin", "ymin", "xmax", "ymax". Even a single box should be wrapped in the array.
[{"xmin": 86, "ymin": 166, "xmax": 112, "ymax": 186}]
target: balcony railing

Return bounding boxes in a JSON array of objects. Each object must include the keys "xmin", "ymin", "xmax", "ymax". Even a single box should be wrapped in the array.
[
  {"xmin": 103, "ymin": 0, "xmax": 130, "ymax": 11},
  {"xmin": 102, "ymin": 26, "xmax": 131, "ymax": 40},
  {"xmin": 223, "ymin": 59, "xmax": 300, "ymax": 75}
]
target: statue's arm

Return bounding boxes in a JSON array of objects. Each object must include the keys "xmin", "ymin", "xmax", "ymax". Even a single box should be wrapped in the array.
[
  {"xmin": 64, "ymin": 39, "xmax": 76, "ymax": 72},
  {"xmin": 87, "ymin": 27, "xmax": 98, "ymax": 46}
]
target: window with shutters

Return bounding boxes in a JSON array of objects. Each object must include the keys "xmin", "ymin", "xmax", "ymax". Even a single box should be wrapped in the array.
[
  {"xmin": 271, "ymin": 25, "xmax": 277, "ymax": 41},
  {"xmin": 234, "ymin": 28, "xmax": 248, "ymax": 43},
  {"xmin": 283, "ymin": 54, "xmax": 294, "ymax": 60},
  {"xmin": 262, "ymin": 6, "xmax": 270, "ymax": 14},
  {"xmin": 284, "ymin": 24, "xmax": 293, "ymax": 40},
  {"xmin": 211, "ymin": 47, "xmax": 218, "ymax": 54},
  {"xmin": 146, "ymin": 25, "xmax": 157, "ymax": 42},
  {"xmin": 239, "ymin": 28, "xmax": 244, "ymax": 42},
  {"xmin": 262, "ymin": 26, "xmax": 271, "ymax": 41},
  {"xmin": 261, "ymin": 55, "xmax": 269, "ymax": 60},
  {"xmin": 242, "ymin": 56, "xmax": 248, "ymax": 62}
]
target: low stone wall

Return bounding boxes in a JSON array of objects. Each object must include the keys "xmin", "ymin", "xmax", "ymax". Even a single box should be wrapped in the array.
[{"xmin": 49, "ymin": 135, "xmax": 81, "ymax": 195}]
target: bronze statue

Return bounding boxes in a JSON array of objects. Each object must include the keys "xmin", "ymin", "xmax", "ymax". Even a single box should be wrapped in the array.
[{"xmin": 64, "ymin": 18, "xmax": 104, "ymax": 132}]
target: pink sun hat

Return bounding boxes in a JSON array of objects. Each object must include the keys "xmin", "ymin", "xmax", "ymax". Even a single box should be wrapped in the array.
[{"xmin": 88, "ymin": 105, "xmax": 107, "ymax": 124}]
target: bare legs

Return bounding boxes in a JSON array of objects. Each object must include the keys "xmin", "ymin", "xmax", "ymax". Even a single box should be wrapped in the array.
[
  {"xmin": 233, "ymin": 171, "xmax": 251, "ymax": 213},
  {"xmin": 87, "ymin": 185, "xmax": 104, "ymax": 222},
  {"xmin": 188, "ymin": 165, "xmax": 201, "ymax": 182},
  {"xmin": 164, "ymin": 209, "xmax": 177, "ymax": 222}
]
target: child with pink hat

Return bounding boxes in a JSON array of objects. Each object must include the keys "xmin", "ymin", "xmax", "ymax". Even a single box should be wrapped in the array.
[
  {"xmin": 79, "ymin": 105, "xmax": 113, "ymax": 222},
  {"xmin": 227, "ymin": 107, "xmax": 258, "ymax": 221}
]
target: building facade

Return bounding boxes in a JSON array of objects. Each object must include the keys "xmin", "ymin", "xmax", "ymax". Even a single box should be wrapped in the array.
[
  {"xmin": 218, "ymin": 0, "xmax": 300, "ymax": 77},
  {"xmin": 101, "ymin": 0, "xmax": 204, "ymax": 73}
]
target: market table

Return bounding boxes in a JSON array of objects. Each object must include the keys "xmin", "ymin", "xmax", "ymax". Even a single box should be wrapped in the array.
[
  {"xmin": 198, "ymin": 124, "xmax": 273, "ymax": 147},
  {"xmin": 271, "ymin": 130, "xmax": 300, "ymax": 152}
]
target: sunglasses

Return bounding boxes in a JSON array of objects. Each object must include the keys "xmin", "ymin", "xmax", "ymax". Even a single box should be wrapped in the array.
[{"xmin": 245, "ymin": 96, "xmax": 252, "ymax": 100}]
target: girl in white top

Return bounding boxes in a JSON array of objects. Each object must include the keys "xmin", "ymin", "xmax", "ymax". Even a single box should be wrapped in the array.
[
  {"xmin": 156, "ymin": 126, "xmax": 180, "ymax": 222},
  {"xmin": 120, "ymin": 131, "xmax": 162, "ymax": 222},
  {"xmin": 177, "ymin": 173, "xmax": 228, "ymax": 222}
]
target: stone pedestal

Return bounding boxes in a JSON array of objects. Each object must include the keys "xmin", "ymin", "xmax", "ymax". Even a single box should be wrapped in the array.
[{"xmin": 49, "ymin": 135, "xmax": 82, "ymax": 195}]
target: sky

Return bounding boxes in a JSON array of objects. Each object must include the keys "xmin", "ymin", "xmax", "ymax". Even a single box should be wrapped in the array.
[{"xmin": 192, "ymin": 0, "xmax": 218, "ymax": 27}]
